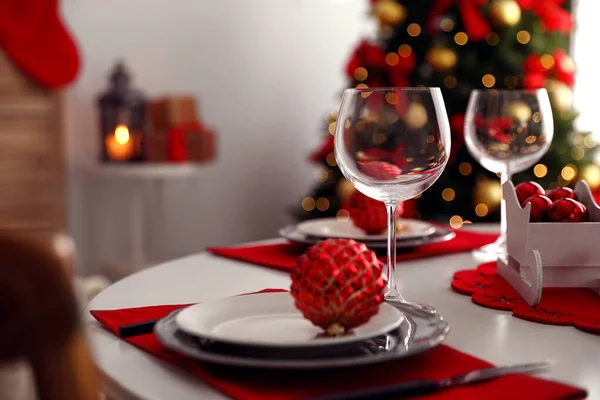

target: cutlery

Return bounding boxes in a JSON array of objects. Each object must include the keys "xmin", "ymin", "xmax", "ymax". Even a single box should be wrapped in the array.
[
  {"xmin": 118, "ymin": 319, "xmax": 159, "ymax": 338},
  {"xmin": 308, "ymin": 361, "xmax": 551, "ymax": 400}
]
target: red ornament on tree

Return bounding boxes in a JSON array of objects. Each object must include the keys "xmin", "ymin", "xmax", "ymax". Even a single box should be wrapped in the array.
[
  {"xmin": 548, "ymin": 198, "xmax": 589, "ymax": 222},
  {"xmin": 359, "ymin": 161, "xmax": 402, "ymax": 180},
  {"xmin": 515, "ymin": 181, "xmax": 545, "ymax": 206},
  {"xmin": 348, "ymin": 190, "xmax": 403, "ymax": 234},
  {"xmin": 547, "ymin": 186, "xmax": 576, "ymax": 202},
  {"xmin": 523, "ymin": 195, "xmax": 553, "ymax": 222},
  {"xmin": 291, "ymin": 239, "xmax": 387, "ymax": 336}
]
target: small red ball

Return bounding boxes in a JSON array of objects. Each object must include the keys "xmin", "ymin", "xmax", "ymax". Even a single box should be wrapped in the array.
[
  {"xmin": 547, "ymin": 187, "xmax": 576, "ymax": 202},
  {"xmin": 522, "ymin": 195, "xmax": 553, "ymax": 222},
  {"xmin": 359, "ymin": 161, "xmax": 401, "ymax": 180},
  {"xmin": 291, "ymin": 239, "xmax": 387, "ymax": 335},
  {"xmin": 548, "ymin": 198, "xmax": 589, "ymax": 222},
  {"xmin": 515, "ymin": 181, "xmax": 545, "ymax": 206},
  {"xmin": 348, "ymin": 191, "xmax": 403, "ymax": 234}
]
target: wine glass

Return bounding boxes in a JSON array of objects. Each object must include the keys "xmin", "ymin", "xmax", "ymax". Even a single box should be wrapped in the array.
[
  {"xmin": 465, "ymin": 89, "xmax": 553, "ymax": 258},
  {"xmin": 334, "ymin": 87, "xmax": 450, "ymax": 314}
]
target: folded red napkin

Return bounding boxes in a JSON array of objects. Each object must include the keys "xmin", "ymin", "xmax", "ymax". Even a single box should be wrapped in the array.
[
  {"xmin": 207, "ymin": 228, "xmax": 498, "ymax": 272},
  {"xmin": 90, "ymin": 290, "xmax": 586, "ymax": 400}
]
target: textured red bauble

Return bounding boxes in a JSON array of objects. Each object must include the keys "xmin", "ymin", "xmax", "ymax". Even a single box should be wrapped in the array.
[
  {"xmin": 515, "ymin": 181, "xmax": 545, "ymax": 206},
  {"xmin": 548, "ymin": 198, "xmax": 589, "ymax": 222},
  {"xmin": 523, "ymin": 195, "xmax": 553, "ymax": 222},
  {"xmin": 291, "ymin": 239, "xmax": 387, "ymax": 336},
  {"xmin": 359, "ymin": 161, "xmax": 402, "ymax": 180},
  {"xmin": 547, "ymin": 187, "xmax": 576, "ymax": 202},
  {"xmin": 348, "ymin": 191, "xmax": 403, "ymax": 234}
]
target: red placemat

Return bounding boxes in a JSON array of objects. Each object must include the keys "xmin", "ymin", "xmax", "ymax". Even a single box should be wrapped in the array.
[
  {"xmin": 452, "ymin": 262, "xmax": 600, "ymax": 335},
  {"xmin": 90, "ymin": 290, "xmax": 586, "ymax": 400},
  {"xmin": 207, "ymin": 228, "xmax": 498, "ymax": 272}
]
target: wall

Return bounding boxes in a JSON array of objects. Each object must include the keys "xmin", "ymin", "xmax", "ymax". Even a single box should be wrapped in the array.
[
  {"xmin": 62, "ymin": 0, "xmax": 375, "ymax": 274},
  {"xmin": 573, "ymin": 0, "xmax": 600, "ymax": 136}
]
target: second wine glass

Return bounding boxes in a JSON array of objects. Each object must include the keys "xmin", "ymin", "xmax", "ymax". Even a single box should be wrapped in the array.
[
  {"xmin": 334, "ymin": 87, "xmax": 450, "ymax": 313},
  {"xmin": 465, "ymin": 89, "xmax": 554, "ymax": 258}
]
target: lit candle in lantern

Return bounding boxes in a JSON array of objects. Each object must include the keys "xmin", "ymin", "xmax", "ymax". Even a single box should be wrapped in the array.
[{"xmin": 105, "ymin": 124, "xmax": 134, "ymax": 161}]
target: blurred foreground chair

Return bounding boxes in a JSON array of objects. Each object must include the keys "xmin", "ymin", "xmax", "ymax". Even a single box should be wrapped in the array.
[{"xmin": 0, "ymin": 232, "xmax": 100, "ymax": 400}]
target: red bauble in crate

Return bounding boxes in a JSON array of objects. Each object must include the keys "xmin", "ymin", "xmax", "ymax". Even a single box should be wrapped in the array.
[
  {"xmin": 547, "ymin": 187, "xmax": 577, "ymax": 202},
  {"xmin": 523, "ymin": 195, "xmax": 553, "ymax": 222},
  {"xmin": 348, "ymin": 191, "xmax": 403, "ymax": 234},
  {"xmin": 515, "ymin": 181, "xmax": 545, "ymax": 206},
  {"xmin": 548, "ymin": 198, "xmax": 589, "ymax": 222},
  {"xmin": 291, "ymin": 239, "xmax": 387, "ymax": 336},
  {"xmin": 359, "ymin": 161, "xmax": 402, "ymax": 180}
]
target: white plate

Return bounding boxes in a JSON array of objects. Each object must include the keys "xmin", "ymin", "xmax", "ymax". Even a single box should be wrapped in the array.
[
  {"xmin": 279, "ymin": 225, "xmax": 456, "ymax": 249},
  {"xmin": 175, "ymin": 292, "xmax": 403, "ymax": 348},
  {"xmin": 155, "ymin": 306, "xmax": 450, "ymax": 370},
  {"xmin": 296, "ymin": 218, "xmax": 436, "ymax": 241}
]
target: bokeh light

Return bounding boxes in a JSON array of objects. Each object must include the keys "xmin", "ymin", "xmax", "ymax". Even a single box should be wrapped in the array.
[{"xmin": 533, "ymin": 164, "xmax": 548, "ymax": 178}]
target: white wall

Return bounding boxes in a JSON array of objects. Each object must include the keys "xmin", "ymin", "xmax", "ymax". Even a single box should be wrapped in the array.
[
  {"xmin": 573, "ymin": 0, "xmax": 600, "ymax": 135},
  {"xmin": 62, "ymin": 0, "xmax": 375, "ymax": 274}
]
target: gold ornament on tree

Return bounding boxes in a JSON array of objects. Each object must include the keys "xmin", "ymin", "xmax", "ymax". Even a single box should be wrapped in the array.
[
  {"xmin": 373, "ymin": 0, "xmax": 406, "ymax": 26},
  {"xmin": 581, "ymin": 164, "xmax": 600, "ymax": 190},
  {"xmin": 425, "ymin": 47, "xmax": 457, "ymax": 72},
  {"xmin": 405, "ymin": 103, "xmax": 428, "ymax": 128},
  {"xmin": 489, "ymin": 0, "xmax": 522, "ymax": 27},
  {"xmin": 546, "ymin": 79, "xmax": 573, "ymax": 112},
  {"xmin": 506, "ymin": 101, "xmax": 532, "ymax": 121},
  {"xmin": 473, "ymin": 178, "xmax": 502, "ymax": 210},
  {"xmin": 336, "ymin": 178, "xmax": 355, "ymax": 202}
]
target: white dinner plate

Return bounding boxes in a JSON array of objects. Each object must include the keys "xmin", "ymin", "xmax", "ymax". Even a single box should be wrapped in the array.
[
  {"xmin": 279, "ymin": 225, "xmax": 456, "ymax": 249},
  {"xmin": 175, "ymin": 292, "xmax": 403, "ymax": 348},
  {"xmin": 296, "ymin": 217, "xmax": 436, "ymax": 241},
  {"xmin": 155, "ymin": 307, "xmax": 450, "ymax": 370}
]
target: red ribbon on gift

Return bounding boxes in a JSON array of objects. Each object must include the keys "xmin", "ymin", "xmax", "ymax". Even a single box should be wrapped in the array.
[
  {"xmin": 428, "ymin": 0, "xmax": 491, "ymax": 41},
  {"xmin": 166, "ymin": 121, "xmax": 204, "ymax": 163},
  {"xmin": 516, "ymin": 0, "xmax": 573, "ymax": 33}
]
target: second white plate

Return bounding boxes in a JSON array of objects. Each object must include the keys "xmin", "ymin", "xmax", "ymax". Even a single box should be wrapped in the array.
[
  {"xmin": 175, "ymin": 292, "xmax": 403, "ymax": 348},
  {"xmin": 296, "ymin": 217, "xmax": 436, "ymax": 241}
]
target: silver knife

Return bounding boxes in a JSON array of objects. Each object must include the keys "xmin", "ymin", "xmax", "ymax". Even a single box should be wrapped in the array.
[{"xmin": 309, "ymin": 361, "xmax": 551, "ymax": 400}]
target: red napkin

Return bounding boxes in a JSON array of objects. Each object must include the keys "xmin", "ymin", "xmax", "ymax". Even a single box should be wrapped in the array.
[
  {"xmin": 207, "ymin": 228, "xmax": 498, "ymax": 272},
  {"xmin": 90, "ymin": 291, "xmax": 586, "ymax": 400}
]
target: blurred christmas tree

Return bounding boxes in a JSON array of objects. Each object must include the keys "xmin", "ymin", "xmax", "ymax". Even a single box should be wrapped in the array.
[{"xmin": 296, "ymin": 0, "xmax": 599, "ymax": 225}]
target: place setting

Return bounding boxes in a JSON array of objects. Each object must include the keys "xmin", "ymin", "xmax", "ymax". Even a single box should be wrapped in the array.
[{"xmin": 91, "ymin": 88, "xmax": 589, "ymax": 400}]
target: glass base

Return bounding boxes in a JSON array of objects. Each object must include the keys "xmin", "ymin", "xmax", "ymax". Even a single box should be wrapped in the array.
[{"xmin": 473, "ymin": 236, "xmax": 506, "ymax": 262}]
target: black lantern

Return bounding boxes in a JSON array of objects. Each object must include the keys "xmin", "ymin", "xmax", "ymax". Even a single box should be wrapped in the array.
[{"xmin": 98, "ymin": 61, "xmax": 146, "ymax": 162}]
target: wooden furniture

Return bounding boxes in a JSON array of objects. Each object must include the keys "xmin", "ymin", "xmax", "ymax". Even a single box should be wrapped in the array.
[
  {"xmin": 0, "ymin": 232, "xmax": 99, "ymax": 400},
  {"xmin": 85, "ymin": 226, "xmax": 600, "ymax": 400},
  {"xmin": 0, "ymin": 51, "xmax": 65, "ymax": 235}
]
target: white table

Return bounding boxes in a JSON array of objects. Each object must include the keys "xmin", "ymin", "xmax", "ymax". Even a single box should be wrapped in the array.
[{"xmin": 86, "ymin": 234, "xmax": 600, "ymax": 400}]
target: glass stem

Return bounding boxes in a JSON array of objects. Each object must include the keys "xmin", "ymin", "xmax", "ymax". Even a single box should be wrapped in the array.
[
  {"xmin": 499, "ymin": 172, "xmax": 512, "ymax": 245},
  {"xmin": 385, "ymin": 203, "xmax": 400, "ymax": 299}
]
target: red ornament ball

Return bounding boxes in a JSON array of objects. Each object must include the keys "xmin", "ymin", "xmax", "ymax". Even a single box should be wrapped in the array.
[
  {"xmin": 348, "ymin": 191, "xmax": 403, "ymax": 234},
  {"xmin": 359, "ymin": 161, "xmax": 402, "ymax": 180},
  {"xmin": 523, "ymin": 195, "xmax": 553, "ymax": 222},
  {"xmin": 291, "ymin": 239, "xmax": 387, "ymax": 336},
  {"xmin": 515, "ymin": 181, "xmax": 545, "ymax": 206},
  {"xmin": 548, "ymin": 198, "xmax": 589, "ymax": 222},
  {"xmin": 547, "ymin": 187, "xmax": 576, "ymax": 202}
]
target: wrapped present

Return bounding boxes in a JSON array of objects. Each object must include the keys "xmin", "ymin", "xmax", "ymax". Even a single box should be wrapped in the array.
[
  {"xmin": 148, "ymin": 97, "xmax": 198, "ymax": 132},
  {"xmin": 145, "ymin": 122, "xmax": 216, "ymax": 163}
]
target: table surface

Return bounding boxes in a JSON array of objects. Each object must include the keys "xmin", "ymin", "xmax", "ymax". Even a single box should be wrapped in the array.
[{"xmin": 86, "ymin": 228, "xmax": 600, "ymax": 400}]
